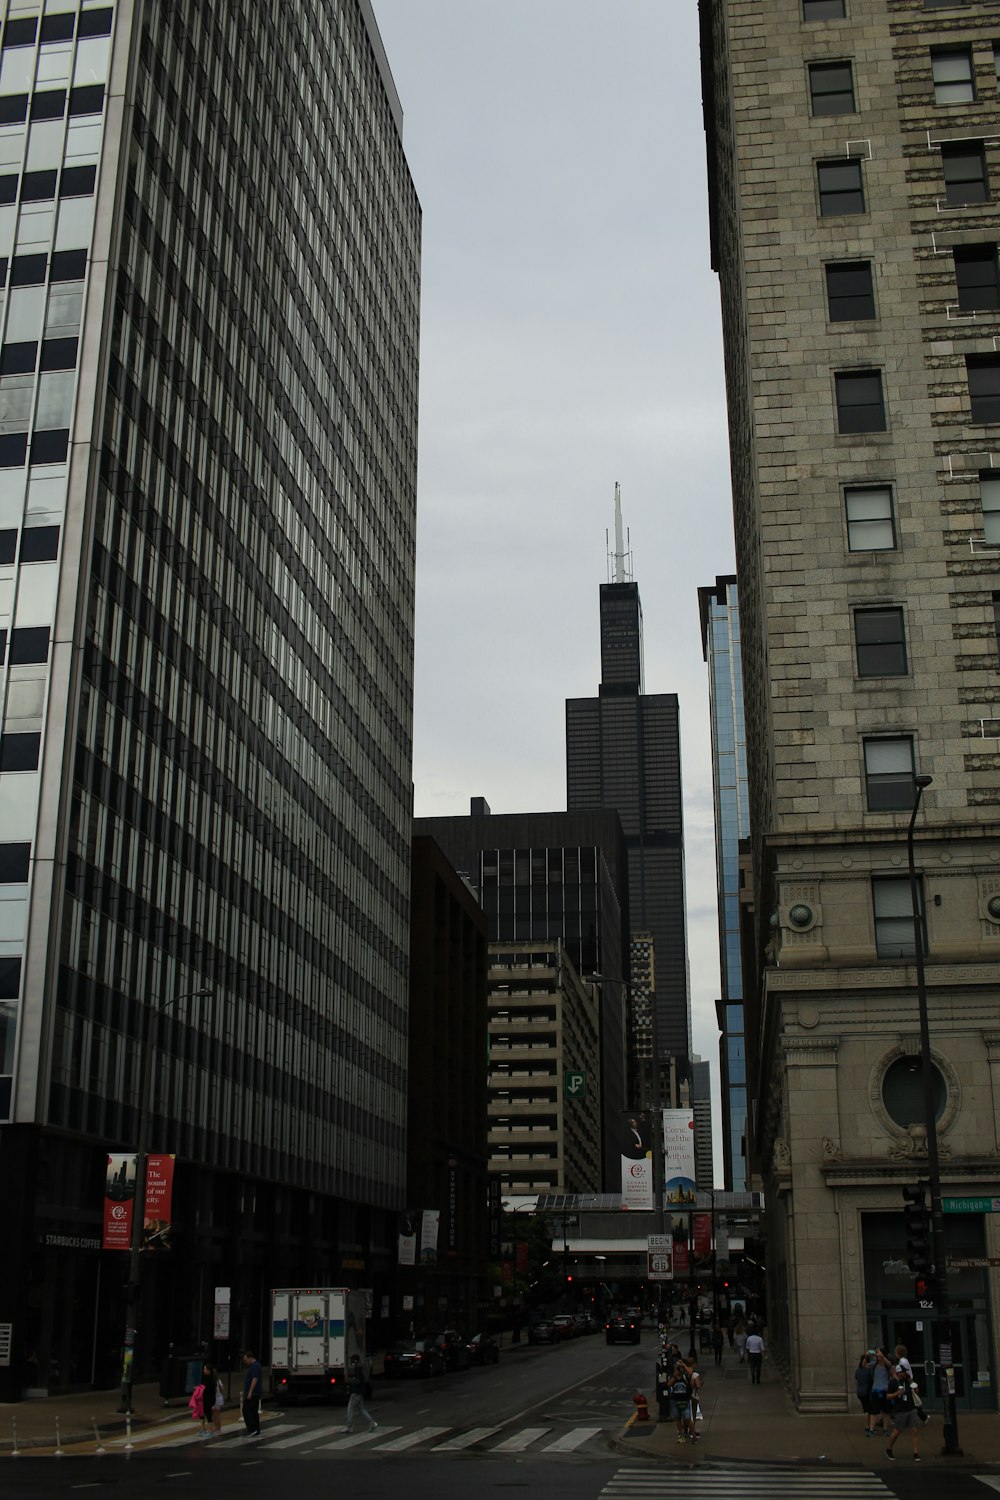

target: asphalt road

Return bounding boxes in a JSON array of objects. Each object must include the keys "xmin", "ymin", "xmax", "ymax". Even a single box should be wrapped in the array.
[{"xmin": 4, "ymin": 1334, "xmax": 1000, "ymax": 1500}]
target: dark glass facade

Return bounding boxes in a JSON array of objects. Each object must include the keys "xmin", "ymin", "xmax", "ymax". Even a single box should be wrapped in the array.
[
  {"xmin": 0, "ymin": 0, "xmax": 419, "ymax": 1395},
  {"xmin": 413, "ymin": 806, "xmax": 629, "ymax": 1190},
  {"xmin": 566, "ymin": 580, "xmax": 691, "ymax": 1098}
]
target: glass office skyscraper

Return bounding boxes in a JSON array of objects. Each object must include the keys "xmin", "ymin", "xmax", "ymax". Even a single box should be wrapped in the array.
[
  {"xmin": 0, "ymin": 0, "xmax": 419, "ymax": 1395},
  {"xmin": 698, "ymin": 576, "xmax": 749, "ymax": 1190}
]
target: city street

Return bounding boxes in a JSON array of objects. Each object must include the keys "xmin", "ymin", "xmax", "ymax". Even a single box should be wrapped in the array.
[{"xmin": 5, "ymin": 1333, "xmax": 1000, "ymax": 1500}]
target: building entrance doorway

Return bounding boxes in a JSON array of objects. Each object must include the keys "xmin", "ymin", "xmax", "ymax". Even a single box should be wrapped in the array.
[{"xmin": 884, "ymin": 1310, "xmax": 993, "ymax": 1413}]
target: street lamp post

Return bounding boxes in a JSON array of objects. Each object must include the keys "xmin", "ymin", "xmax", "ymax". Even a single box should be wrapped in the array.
[
  {"xmin": 905, "ymin": 775, "xmax": 961, "ymax": 1456},
  {"xmin": 119, "ymin": 984, "xmax": 211, "ymax": 1413}
]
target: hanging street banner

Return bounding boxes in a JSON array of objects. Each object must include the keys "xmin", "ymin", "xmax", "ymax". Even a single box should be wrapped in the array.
[
  {"xmin": 143, "ymin": 1154, "xmax": 175, "ymax": 1250},
  {"xmin": 662, "ymin": 1109, "xmax": 697, "ymax": 1204},
  {"xmin": 647, "ymin": 1234, "xmax": 674, "ymax": 1281},
  {"xmin": 619, "ymin": 1111, "xmax": 654, "ymax": 1209},
  {"xmin": 420, "ymin": 1209, "xmax": 440, "ymax": 1264},
  {"xmin": 102, "ymin": 1153, "xmax": 137, "ymax": 1250},
  {"xmin": 672, "ymin": 1233, "xmax": 690, "ymax": 1276},
  {"xmin": 213, "ymin": 1286, "xmax": 231, "ymax": 1340},
  {"xmin": 693, "ymin": 1213, "xmax": 712, "ymax": 1259},
  {"xmin": 398, "ymin": 1211, "xmax": 417, "ymax": 1266}
]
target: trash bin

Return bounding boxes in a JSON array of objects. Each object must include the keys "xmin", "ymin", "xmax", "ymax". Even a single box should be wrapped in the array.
[
  {"xmin": 699, "ymin": 1326, "xmax": 711, "ymax": 1352},
  {"xmin": 160, "ymin": 1354, "xmax": 205, "ymax": 1400}
]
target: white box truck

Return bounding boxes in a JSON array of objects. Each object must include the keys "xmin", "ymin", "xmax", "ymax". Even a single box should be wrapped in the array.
[{"xmin": 270, "ymin": 1287, "xmax": 371, "ymax": 1402}]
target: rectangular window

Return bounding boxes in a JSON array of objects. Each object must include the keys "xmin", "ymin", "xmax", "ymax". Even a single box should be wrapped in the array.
[
  {"xmin": 954, "ymin": 244, "xmax": 1000, "ymax": 310},
  {"xmin": 809, "ymin": 61, "xmax": 855, "ymax": 114},
  {"xmin": 0, "ymin": 731, "xmax": 40, "ymax": 771},
  {"xmin": 873, "ymin": 875, "xmax": 924, "ymax": 958},
  {"xmin": 942, "ymin": 143, "xmax": 989, "ymax": 205},
  {"xmin": 803, "ymin": 0, "xmax": 846, "ymax": 16},
  {"xmin": 845, "ymin": 485, "xmax": 895, "ymax": 550},
  {"xmin": 855, "ymin": 607, "xmax": 907, "ymax": 676},
  {"xmin": 982, "ymin": 473, "xmax": 1000, "ymax": 543},
  {"xmin": 818, "ymin": 158, "xmax": 865, "ymax": 215},
  {"xmin": 932, "ymin": 48, "xmax": 975, "ymax": 104},
  {"xmin": 8, "ymin": 625, "xmax": 49, "ymax": 664},
  {"xmin": 863, "ymin": 737, "xmax": 915, "ymax": 810},
  {"xmin": 836, "ymin": 369, "xmax": 886, "ymax": 432},
  {"xmin": 18, "ymin": 524, "xmax": 59, "ymax": 562},
  {"xmin": 0, "ymin": 528, "xmax": 13, "ymax": 563},
  {"xmin": 826, "ymin": 261, "xmax": 875, "ymax": 319},
  {"xmin": 0, "ymin": 843, "xmax": 30, "ymax": 882},
  {"xmin": 967, "ymin": 356, "xmax": 1000, "ymax": 422},
  {"xmin": 0, "ymin": 955, "xmax": 21, "ymax": 999}
]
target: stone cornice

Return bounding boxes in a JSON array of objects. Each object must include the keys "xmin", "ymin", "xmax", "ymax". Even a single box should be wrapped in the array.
[
  {"xmin": 781, "ymin": 1035, "xmax": 839, "ymax": 1066},
  {"xmin": 766, "ymin": 962, "xmax": 1000, "ymax": 990},
  {"xmin": 821, "ymin": 1156, "xmax": 1000, "ymax": 1187}
]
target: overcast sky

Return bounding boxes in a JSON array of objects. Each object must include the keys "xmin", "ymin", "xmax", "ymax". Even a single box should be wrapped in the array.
[{"xmin": 370, "ymin": 1, "xmax": 735, "ymax": 1176}]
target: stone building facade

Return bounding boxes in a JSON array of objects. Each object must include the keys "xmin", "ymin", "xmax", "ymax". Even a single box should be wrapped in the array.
[{"xmin": 701, "ymin": 0, "xmax": 1000, "ymax": 1410}]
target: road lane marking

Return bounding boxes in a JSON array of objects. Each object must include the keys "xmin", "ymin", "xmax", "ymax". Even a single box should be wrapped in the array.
[
  {"xmin": 316, "ymin": 1425, "xmax": 401, "ymax": 1450},
  {"xmin": 542, "ymin": 1426, "xmax": 602, "ymax": 1452},
  {"xmin": 374, "ymin": 1426, "xmax": 450, "ymax": 1451},
  {"xmin": 432, "ymin": 1426, "xmax": 503, "ymax": 1450},
  {"xmin": 492, "ymin": 1427, "xmax": 550, "ymax": 1451}
]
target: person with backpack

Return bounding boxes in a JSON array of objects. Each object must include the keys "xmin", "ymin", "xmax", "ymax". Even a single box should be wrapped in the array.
[
  {"xmin": 668, "ymin": 1358, "xmax": 697, "ymax": 1444},
  {"xmin": 202, "ymin": 1360, "xmax": 224, "ymax": 1437}
]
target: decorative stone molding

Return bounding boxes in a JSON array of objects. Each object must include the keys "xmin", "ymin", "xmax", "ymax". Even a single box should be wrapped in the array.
[
  {"xmin": 768, "ymin": 962, "xmax": 1000, "ymax": 990},
  {"xmin": 869, "ymin": 1043, "xmax": 961, "ymax": 1154},
  {"xmin": 984, "ymin": 1033, "xmax": 1000, "ymax": 1063},
  {"xmin": 782, "ymin": 1035, "xmax": 839, "ymax": 1067},
  {"xmin": 773, "ymin": 1138, "xmax": 791, "ymax": 1172},
  {"xmin": 822, "ymin": 1137, "xmax": 843, "ymax": 1162}
]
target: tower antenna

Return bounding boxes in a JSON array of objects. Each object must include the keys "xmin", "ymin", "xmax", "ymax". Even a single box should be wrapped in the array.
[{"xmin": 607, "ymin": 482, "xmax": 633, "ymax": 583}]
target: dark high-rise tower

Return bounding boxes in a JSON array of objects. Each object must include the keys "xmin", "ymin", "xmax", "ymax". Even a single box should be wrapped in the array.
[
  {"xmin": 0, "ymin": 0, "xmax": 419, "ymax": 1396},
  {"xmin": 566, "ymin": 488, "xmax": 691, "ymax": 1105}
]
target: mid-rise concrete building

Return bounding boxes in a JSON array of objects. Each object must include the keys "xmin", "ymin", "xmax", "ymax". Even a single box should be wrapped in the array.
[
  {"xmin": 487, "ymin": 942, "xmax": 602, "ymax": 1196},
  {"xmin": 702, "ymin": 0, "xmax": 1000, "ymax": 1412}
]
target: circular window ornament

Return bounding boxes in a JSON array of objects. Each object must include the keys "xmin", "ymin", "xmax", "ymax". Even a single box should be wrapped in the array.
[
  {"xmin": 869, "ymin": 1044, "xmax": 959, "ymax": 1146},
  {"xmin": 788, "ymin": 903, "xmax": 814, "ymax": 929},
  {"xmin": 987, "ymin": 895, "xmax": 1000, "ymax": 922}
]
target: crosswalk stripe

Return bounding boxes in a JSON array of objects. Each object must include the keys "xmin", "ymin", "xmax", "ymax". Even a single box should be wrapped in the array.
[
  {"xmin": 432, "ymin": 1426, "xmax": 503, "ymax": 1451},
  {"xmin": 975, "ymin": 1480, "xmax": 1000, "ymax": 1494},
  {"xmin": 492, "ymin": 1426, "xmax": 551, "ymax": 1452},
  {"xmin": 542, "ymin": 1425, "xmax": 602, "ymax": 1452},
  {"xmin": 317, "ymin": 1426, "xmax": 401, "ymax": 1451},
  {"xmin": 600, "ymin": 1471, "xmax": 890, "ymax": 1496},
  {"xmin": 266, "ymin": 1422, "xmax": 347, "ymax": 1449},
  {"xmin": 374, "ymin": 1425, "xmax": 451, "ymax": 1451},
  {"xmin": 106, "ymin": 1418, "xmax": 198, "ymax": 1448}
]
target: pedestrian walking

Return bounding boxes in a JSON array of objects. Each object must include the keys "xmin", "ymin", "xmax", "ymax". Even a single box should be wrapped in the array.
[
  {"xmin": 668, "ymin": 1359, "xmax": 697, "ymax": 1444},
  {"xmin": 203, "ymin": 1360, "xmax": 224, "ymax": 1437},
  {"xmin": 344, "ymin": 1354, "xmax": 377, "ymax": 1434},
  {"xmin": 711, "ymin": 1323, "xmax": 724, "ymax": 1367},
  {"xmin": 854, "ymin": 1352, "xmax": 874, "ymax": 1432},
  {"xmin": 241, "ymin": 1349, "xmax": 262, "ymax": 1437},
  {"xmin": 746, "ymin": 1328, "xmax": 765, "ymax": 1383},
  {"xmin": 884, "ymin": 1363, "xmax": 921, "ymax": 1462},
  {"xmin": 867, "ymin": 1349, "xmax": 890, "ymax": 1436},
  {"xmin": 733, "ymin": 1319, "xmax": 747, "ymax": 1363}
]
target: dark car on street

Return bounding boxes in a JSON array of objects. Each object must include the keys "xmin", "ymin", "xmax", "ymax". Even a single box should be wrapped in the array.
[
  {"xmin": 465, "ymin": 1331, "xmax": 500, "ymax": 1365},
  {"xmin": 383, "ymin": 1338, "xmax": 446, "ymax": 1377},
  {"xmin": 432, "ymin": 1329, "xmax": 471, "ymax": 1372},
  {"xmin": 606, "ymin": 1314, "xmax": 641, "ymax": 1345},
  {"xmin": 528, "ymin": 1319, "xmax": 559, "ymax": 1345},
  {"xmin": 573, "ymin": 1312, "xmax": 598, "ymax": 1335},
  {"xmin": 552, "ymin": 1314, "xmax": 578, "ymax": 1340}
]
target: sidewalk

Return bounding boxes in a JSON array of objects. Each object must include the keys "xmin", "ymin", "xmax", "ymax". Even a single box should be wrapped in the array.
[
  {"xmin": 0, "ymin": 1381, "xmax": 194, "ymax": 1452},
  {"xmin": 613, "ymin": 1342, "xmax": 1000, "ymax": 1469}
]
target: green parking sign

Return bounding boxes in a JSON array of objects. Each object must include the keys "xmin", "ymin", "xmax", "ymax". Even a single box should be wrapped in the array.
[{"xmin": 564, "ymin": 1070, "xmax": 587, "ymax": 1100}]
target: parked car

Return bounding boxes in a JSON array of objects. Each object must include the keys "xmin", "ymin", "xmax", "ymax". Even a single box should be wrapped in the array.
[
  {"xmin": 552, "ymin": 1314, "xmax": 577, "ymax": 1340},
  {"xmin": 383, "ymin": 1339, "xmax": 446, "ymax": 1377},
  {"xmin": 573, "ymin": 1312, "xmax": 598, "ymax": 1335},
  {"xmin": 432, "ymin": 1329, "xmax": 471, "ymax": 1371},
  {"xmin": 465, "ymin": 1331, "xmax": 500, "ymax": 1365},
  {"xmin": 528, "ymin": 1319, "xmax": 559, "ymax": 1345},
  {"xmin": 606, "ymin": 1314, "xmax": 641, "ymax": 1346}
]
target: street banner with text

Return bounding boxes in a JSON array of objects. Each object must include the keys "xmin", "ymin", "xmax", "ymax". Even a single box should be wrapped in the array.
[
  {"xmin": 694, "ymin": 1212, "xmax": 712, "ymax": 1259},
  {"xmin": 102, "ymin": 1153, "xmax": 136, "ymax": 1250},
  {"xmin": 662, "ymin": 1109, "xmax": 697, "ymax": 1203},
  {"xmin": 143, "ymin": 1154, "xmax": 175, "ymax": 1250},
  {"xmin": 420, "ymin": 1209, "xmax": 440, "ymax": 1264},
  {"xmin": 619, "ymin": 1111, "xmax": 654, "ymax": 1209}
]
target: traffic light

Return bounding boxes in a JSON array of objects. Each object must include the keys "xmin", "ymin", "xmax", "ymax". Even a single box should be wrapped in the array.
[
  {"xmin": 913, "ymin": 1272, "xmax": 938, "ymax": 1307},
  {"xmin": 902, "ymin": 1182, "xmax": 931, "ymax": 1276},
  {"xmin": 566, "ymin": 1274, "xmax": 573, "ymax": 1284}
]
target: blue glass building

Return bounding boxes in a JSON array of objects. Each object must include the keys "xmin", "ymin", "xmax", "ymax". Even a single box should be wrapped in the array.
[{"xmin": 698, "ymin": 577, "xmax": 749, "ymax": 1190}]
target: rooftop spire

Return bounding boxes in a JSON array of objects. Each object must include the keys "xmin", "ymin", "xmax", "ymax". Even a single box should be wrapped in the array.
[{"xmin": 607, "ymin": 481, "xmax": 633, "ymax": 583}]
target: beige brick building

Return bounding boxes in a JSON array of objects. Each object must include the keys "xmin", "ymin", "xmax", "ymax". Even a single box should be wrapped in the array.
[
  {"xmin": 487, "ymin": 943, "xmax": 602, "ymax": 1195},
  {"xmin": 701, "ymin": 0, "xmax": 1000, "ymax": 1410}
]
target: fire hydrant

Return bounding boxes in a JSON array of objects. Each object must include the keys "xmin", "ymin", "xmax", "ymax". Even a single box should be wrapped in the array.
[{"xmin": 632, "ymin": 1392, "xmax": 650, "ymax": 1423}]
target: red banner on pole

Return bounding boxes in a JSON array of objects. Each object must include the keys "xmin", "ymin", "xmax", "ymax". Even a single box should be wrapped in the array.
[
  {"xmin": 103, "ymin": 1153, "xmax": 136, "ymax": 1250},
  {"xmin": 673, "ymin": 1237, "xmax": 690, "ymax": 1276},
  {"xmin": 694, "ymin": 1213, "xmax": 712, "ymax": 1259},
  {"xmin": 143, "ymin": 1154, "xmax": 175, "ymax": 1250},
  {"xmin": 516, "ymin": 1241, "xmax": 529, "ymax": 1273}
]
